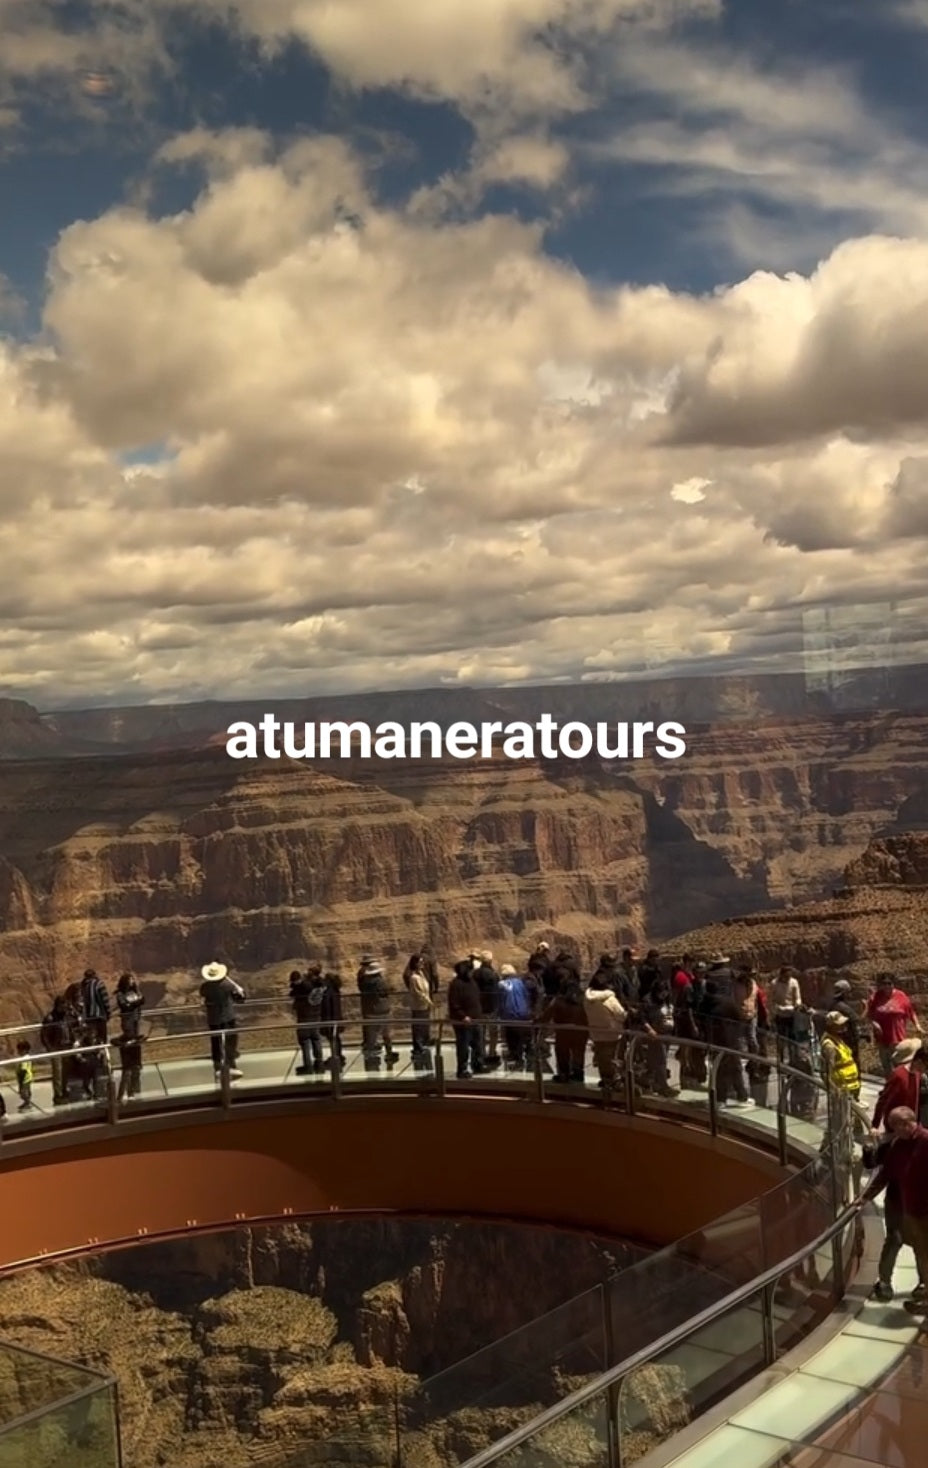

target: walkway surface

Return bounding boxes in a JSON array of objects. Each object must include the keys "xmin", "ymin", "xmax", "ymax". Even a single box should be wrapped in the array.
[{"xmin": 0, "ymin": 1042, "xmax": 911, "ymax": 1466}]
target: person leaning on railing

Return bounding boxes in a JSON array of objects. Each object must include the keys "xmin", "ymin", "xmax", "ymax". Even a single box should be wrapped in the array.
[
  {"xmin": 860, "ymin": 1122, "xmax": 926, "ymax": 1306},
  {"xmin": 199, "ymin": 961, "xmax": 245, "ymax": 1080},
  {"xmin": 879, "ymin": 1106, "xmax": 928, "ymax": 1319}
]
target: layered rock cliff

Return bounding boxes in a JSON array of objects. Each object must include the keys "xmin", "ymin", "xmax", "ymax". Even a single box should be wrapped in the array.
[
  {"xmin": 0, "ymin": 1219, "xmax": 644, "ymax": 1468},
  {"xmin": 670, "ymin": 829, "xmax": 928, "ymax": 1011},
  {"xmin": 0, "ymin": 711, "xmax": 924, "ymax": 1025}
]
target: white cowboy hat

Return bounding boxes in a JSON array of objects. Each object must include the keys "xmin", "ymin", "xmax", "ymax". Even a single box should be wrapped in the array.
[
  {"xmin": 893, "ymin": 1037, "xmax": 922, "ymax": 1067},
  {"xmin": 200, "ymin": 961, "xmax": 228, "ymax": 981}
]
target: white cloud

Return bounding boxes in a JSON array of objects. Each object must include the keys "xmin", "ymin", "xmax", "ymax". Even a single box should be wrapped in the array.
[
  {"xmin": 0, "ymin": 134, "xmax": 927, "ymax": 703},
  {"xmin": 593, "ymin": 39, "xmax": 928, "ymax": 259}
]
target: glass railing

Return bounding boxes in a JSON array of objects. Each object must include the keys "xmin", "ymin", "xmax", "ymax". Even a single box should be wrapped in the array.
[
  {"xmin": 0, "ymin": 1341, "xmax": 121, "ymax": 1468},
  {"xmin": 0, "ymin": 1018, "xmax": 865, "ymax": 1468}
]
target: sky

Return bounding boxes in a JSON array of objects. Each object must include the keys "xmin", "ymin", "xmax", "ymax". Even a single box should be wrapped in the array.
[{"xmin": 3, "ymin": 1, "xmax": 928, "ymax": 708}]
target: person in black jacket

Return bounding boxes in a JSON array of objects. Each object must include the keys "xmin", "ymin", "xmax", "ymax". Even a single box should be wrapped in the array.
[
  {"xmin": 448, "ymin": 959, "xmax": 485, "ymax": 1079},
  {"xmin": 291, "ymin": 964, "xmax": 327, "ymax": 1074},
  {"xmin": 356, "ymin": 956, "xmax": 398, "ymax": 1070},
  {"xmin": 472, "ymin": 951, "xmax": 501, "ymax": 1068},
  {"xmin": 199, "ymin": 961, "xmax": 245, "ymax": 1078},
  {"xmin": 828, "ymin": 978, "xmax": 861, "ymax": 1065},
  {"xmin": 41, "ymin": 996, "xmax": 74, "ymax": 1105},
  {"xmin": 701, "ymin": 982, "xmax": 754, "ymax": 1109},
  {"xmin": 115, "ymin": 972, "xmax": 145, "ymax": 1100},
  {"xmin": 321, "ymin": 972, "xmax": 344, "ymax": 1072},
  {"xmin": 638, "ymin": 949, "xmax": 663, "ymax": 1001}
]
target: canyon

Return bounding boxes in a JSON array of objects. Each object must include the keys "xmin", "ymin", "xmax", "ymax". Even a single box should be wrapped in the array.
[
  {"xmin": 0, "ymin": 1220, "xmax": 647, "ymax": 1468},
  {"xmin": 0, "ymin": 707, "xmax": 924, "ymax": 1025}
]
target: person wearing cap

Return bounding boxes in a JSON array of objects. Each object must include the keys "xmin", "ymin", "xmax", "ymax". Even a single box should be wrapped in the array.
[
  {"xmin": 867, "ymin": 973, "xmax": 922, "ymax": 1078},
  {"xmin": 819, "ymin": 1011, "xmax": 870, "ymax": 1144},
  {"xmin": 356, "ymin": 956, "xmax": 399, "ymax": 1071},
  {"xmin": 199, "ymin": 961, "xmax": 245, "ymax": 1079},
  {"xmin": 827, "ymin": 978, "xmax": 861, "ymax": 1065},
  {"xmin": 873, "ymin": 1041, "xmax": 928, "ymax": 1130}
]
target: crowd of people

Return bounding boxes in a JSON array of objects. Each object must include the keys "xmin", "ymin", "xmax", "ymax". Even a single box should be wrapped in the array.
[
  {"xmin": 4, "ymin": 942, "xmax": 928, "ymax": 1320},
  {"xmin": 6, "ymin": 944, "xmax": 920, "ymax": 1115}
]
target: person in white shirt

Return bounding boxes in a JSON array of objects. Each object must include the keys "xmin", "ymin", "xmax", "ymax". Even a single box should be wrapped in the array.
[{"xmin": 770, "ymin": 966, "xmax": 803, "ymax": 1052}]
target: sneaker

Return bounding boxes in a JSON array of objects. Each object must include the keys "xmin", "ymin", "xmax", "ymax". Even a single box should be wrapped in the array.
[
  {"xmin": 456, "ymin": 1071, "xmax": 472, "ymax": 1080},
  {"xmin": 872, "ymin": 1281, "xmax": 894, "ymax": 1302},
  {"xmin": 910, "ymin": 1284, "xmax": 927, "ymax": 1302},
  {"xmin": 229, "ymin": 1068, "xmax": 243, "ymax": 1080},
  {"xmin": 728, "ymin": 1098, "xmax": 756, "ymax": 1109}
]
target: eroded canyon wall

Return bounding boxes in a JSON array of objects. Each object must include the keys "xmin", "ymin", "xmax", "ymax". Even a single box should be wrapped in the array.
[{"xmin": 0, "ymin": 712, "xmax": 923, "ymax": 1025}]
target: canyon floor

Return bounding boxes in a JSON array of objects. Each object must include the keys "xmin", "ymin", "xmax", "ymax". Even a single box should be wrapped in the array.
[{"xmin": 0, "ymin": 1221, "xmax": 658, "ymax": 1468}]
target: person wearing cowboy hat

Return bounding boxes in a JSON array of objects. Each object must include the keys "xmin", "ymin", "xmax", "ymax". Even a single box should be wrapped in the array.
[
  {"xmin": 199, "ymin": 961, "xmax": 245, "ymax": 1079},
  {"xmin": 873, "ymin": 1040, "xmax": 928, "ymax": 1131}
]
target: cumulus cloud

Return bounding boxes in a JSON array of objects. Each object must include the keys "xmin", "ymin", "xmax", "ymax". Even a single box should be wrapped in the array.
[
  {"xmin": 0, "ymin": 127, "xmax": 924, "ymax": 705},
  {"xmin": 659, "ymin": 237, "xmax": 928, "ymax": 446}
]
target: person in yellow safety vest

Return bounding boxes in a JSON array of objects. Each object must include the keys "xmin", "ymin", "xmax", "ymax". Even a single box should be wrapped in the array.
[
  {"xmin": 820, "ymin": 1010, "xmax": 871, "ymax": 1141},
  {"xmin": 821, "ymin": 1010, "xmax": 861, "ymax": 1095}
]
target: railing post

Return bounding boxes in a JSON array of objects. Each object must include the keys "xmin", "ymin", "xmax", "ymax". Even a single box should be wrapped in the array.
[
  {"xmin": 219, "ymin": 1034, "xmax": 232, "ymax": 1111},
  {"xmin": 601, "ymin": 1284, "xmax": 623, "ymax": 1468},
  {"xmin": 623, "ymin": 1035, "xmax": 636, "ymax": 1115},
  {"xmin": 435, "ymin": 1021, "xmax": 446, "ymax": 1098},
  {"xmin": 533, "ymin": 1025, "xmax": 545, "ymax": 1102},
  {"xmin": 775, "ymin": 1052, "xmax": 789, "ymax": 1166},
  {"xmin": 760, "ymin": 1279, "xmax": 777, "ymax": 1365},
  {"xmin": 105, "ymin": 1046, "xmax": 119, "ymax": 1125},
  {"xmin": 707, "ymin": 1050, "xmax": 719, "ymax": 1135}
]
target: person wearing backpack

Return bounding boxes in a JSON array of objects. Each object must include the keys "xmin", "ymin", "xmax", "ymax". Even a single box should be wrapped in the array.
[
  {"xmin": 291, "ymin": 965, "xmax": 327, "ymax": 1074},
  {"xmin": 498, "ymin": 964, "xmax": 535, "ymax": 1070}
]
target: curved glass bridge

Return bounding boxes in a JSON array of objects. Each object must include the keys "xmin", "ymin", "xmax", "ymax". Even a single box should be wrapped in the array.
[{"xmin": 0, "ymin": 1000, "xmax": 916, "ymax": 1468}]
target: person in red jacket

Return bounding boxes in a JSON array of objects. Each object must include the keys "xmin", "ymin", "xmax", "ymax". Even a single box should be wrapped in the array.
[
  {"xmin": 867, "ymin": 974, "xmax": 922, "ymax": 1077},
  {"xmin": 873, "ymin": 1043, "xmax": 928, "ymax": 1131},
  {"xmin": 883, "ymin": 1107, "xmax": 928, "ymax": 1315}
]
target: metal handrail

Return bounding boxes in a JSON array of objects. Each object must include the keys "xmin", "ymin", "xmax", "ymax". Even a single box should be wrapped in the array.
[
  {"xmin": 456, "ymin": 1196, "xmax": 862, "ymax": 1468},
  {"xmin": 0, "ymin": 1013, "xmax": 859, "ymax": 1468}
]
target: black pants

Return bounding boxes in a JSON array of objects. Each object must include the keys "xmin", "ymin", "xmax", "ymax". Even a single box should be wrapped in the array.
[
  {"xmin": 362, "ymin": 1016, "xmax": 394, "ymax": 1056},
  {"xmin": 209, "ymin": 1021, "xmax": 239, "ymax": 1070},
  {"xmin": 411, "ymin": 1015, "xmax": 432, "ymax": 1054},
  {"xmin": 503, "ymin": 1023, "xmax": 530, "ymax": 1068},
  {"xmin": 879, "ymin": 1193, "xmax": 925, "ymax": 1288},
  {"xmin": 453, "ymin": 1024, "xmax": 482, "ymax": 1076},
  {"xmin": 717, "ymin": 1051, "xmax": 748, "ymax": 1103},
  {"xmin": 297, "ymin": 1025, "xmax": 324, "ymax": 1070}
]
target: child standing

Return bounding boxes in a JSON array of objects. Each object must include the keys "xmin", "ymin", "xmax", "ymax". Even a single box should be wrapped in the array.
[{"xmin": 15, "ymin": 1040, "xmax": 34, "ymax": 1111}]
